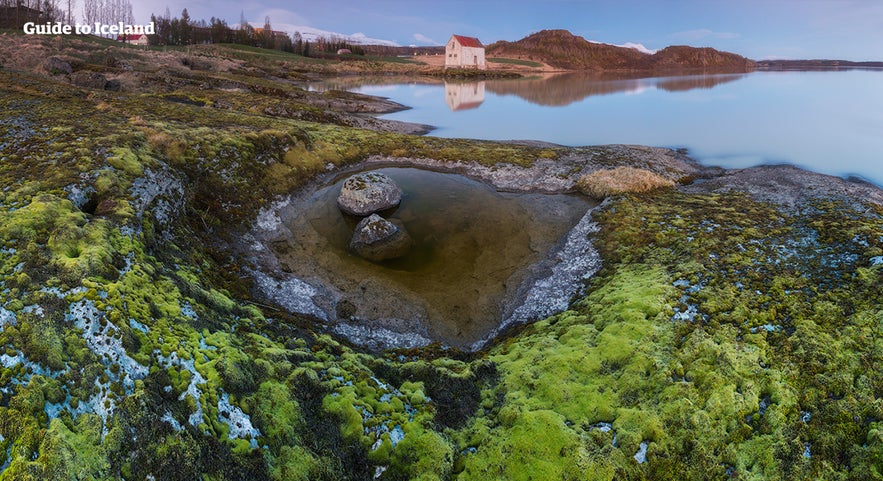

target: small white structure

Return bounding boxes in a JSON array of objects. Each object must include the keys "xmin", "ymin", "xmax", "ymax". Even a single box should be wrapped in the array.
[
  {"xmin": 117, "ymin": 33, "xmax": 148, "ymax": 46},
  {"xmin": 445, "ymin": 35, "xmax": 486, "ymax": 70},
  {"xmin": 445, "ymin": 81, "xmax": 485, "ymax": 111}
]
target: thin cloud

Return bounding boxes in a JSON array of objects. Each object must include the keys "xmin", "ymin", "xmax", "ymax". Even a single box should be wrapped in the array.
[
  {"xmin": 413, "ymin": 33, "xmax": 438, "ymax": 44},
  {"xmin": 670, "ymin": 28, "xmax": 740, "ymax": 41}
]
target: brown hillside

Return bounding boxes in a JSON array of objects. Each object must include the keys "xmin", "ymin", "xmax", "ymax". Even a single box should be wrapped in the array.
[
  {"xmin": 487, "ymin": 29, "xmax": 755, "ymax": 71},
  {"xmin": 652, "ymin": 45, "xmax": 754, "ymax": 70},
  {"xmin": 487, "ymin": 29, "xmax": 646, "ymax": 70}
]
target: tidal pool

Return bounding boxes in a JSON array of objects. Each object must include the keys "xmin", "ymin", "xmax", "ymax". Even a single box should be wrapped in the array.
[{"xmin": 269, "ymin": 167, "xmax": 592, "ymax": 348}]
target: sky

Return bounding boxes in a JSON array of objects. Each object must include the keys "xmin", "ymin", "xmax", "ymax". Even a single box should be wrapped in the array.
[{"xmin": 125, "ymin": 0, "xmax": 883, "ymax": 61}]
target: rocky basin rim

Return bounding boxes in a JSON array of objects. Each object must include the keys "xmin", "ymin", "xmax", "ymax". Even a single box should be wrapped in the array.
[{"xmin": 240, "ymin": 140, "xmax": 883, "ymax": 353}]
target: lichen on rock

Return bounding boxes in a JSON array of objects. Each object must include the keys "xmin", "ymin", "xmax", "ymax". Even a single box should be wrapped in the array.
[
  {"xmin": 337, "ymin": 171, "xmax": 403, "ymax": 216},
  {"xmin": 349, "ymin": 213, "xmax": 413, "ymax": 261}
]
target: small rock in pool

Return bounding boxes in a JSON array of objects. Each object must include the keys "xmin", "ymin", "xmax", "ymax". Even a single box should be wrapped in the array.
[
  {"xmin": 350, "ymin": 214, "xmax": 413, "ymax": 262},
  {"xmin": 337, "ymin": 172, "xmax": 403, "ymax": 216}
]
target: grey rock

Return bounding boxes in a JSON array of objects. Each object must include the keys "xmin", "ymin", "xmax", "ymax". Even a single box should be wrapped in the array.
[
  {"xmin": 43, "ymin": 56, "xmax": 72, "ymax": 75},
  {"xmin": 70, "ymin": 71, "xmax": 108, "ymax": 90},
  {"xmin": 337, "ymin": 172, "xmax": 402, "ymax": 216},
  {"xmin": 104, "ymin": 79, "xmax": 122, "ymax": 91},
  {"xmin": 350, "ymin": 214, "xmax": 412, "ymax": 261}
]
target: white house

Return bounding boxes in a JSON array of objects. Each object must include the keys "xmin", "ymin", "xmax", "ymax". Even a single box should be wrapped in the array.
[
  {"xmin": 117, "ymin": 33, "xmax": 148, "ymax": 46},
  {"xmin": 445, "ymin": 35, "xmax": 486, "ymax": 70}
]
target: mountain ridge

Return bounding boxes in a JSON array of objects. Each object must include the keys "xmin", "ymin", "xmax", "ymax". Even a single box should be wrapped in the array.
[{"xmin": 486, "ymin": 29, "xmax": 755, "ymax": 71}]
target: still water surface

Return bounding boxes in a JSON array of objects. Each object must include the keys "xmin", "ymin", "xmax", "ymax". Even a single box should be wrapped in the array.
[
  {"xmin": 272, "ymin": 167, "xmax": 590, "ymax": 347},
  {"xmin": 330, "ymin": 70, "xmax": 883, "ymax": 186}
]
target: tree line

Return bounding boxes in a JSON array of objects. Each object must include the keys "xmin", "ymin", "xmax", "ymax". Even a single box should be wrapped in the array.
[
  {"xmin": 82, "ymin": 0, "xmax": 133, "ymax": 33},
  {"xmin": 147, "ymin": 9, "xmax": 366, "ymax": 57}
]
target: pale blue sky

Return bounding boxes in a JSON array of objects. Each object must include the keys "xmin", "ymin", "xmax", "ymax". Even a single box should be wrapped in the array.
[{"xmin": 130, "ymin": 0, "xmax": 883, "ymax": 61}]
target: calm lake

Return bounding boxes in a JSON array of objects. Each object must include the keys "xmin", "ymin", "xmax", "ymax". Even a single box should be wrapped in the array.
[{"xmin": 319, "ymin": 70, "xmax": 883, "ymax": 187}]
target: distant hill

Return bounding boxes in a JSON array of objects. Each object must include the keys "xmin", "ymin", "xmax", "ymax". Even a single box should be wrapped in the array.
[
  {"xmin": 486, "ymin": 29, "xmax": 755, "ymax": 71},
  {"xmin": 756, "ymin": 59, "xmax": 883, "ymax": 69}
]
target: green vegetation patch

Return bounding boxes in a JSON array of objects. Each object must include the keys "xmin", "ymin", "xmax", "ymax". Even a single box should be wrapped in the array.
[
  {"xmin": 2, "ymin": 38, "xmax": 883, "ymax": 481},
  {"xmin": 487, "ymin": 57, "xmax": 544, "ymax": 68}
]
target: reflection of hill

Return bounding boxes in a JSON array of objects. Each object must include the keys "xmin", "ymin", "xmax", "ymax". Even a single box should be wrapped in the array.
[
  {"xmin": 655, "ymin": 74, "xmax": 747, "ymax": 92},
  {"xmin": 484, "ymin": 72, "xmax": 747, "ymax": 106}
]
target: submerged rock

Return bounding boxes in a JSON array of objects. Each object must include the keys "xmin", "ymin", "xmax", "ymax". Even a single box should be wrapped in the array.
[
  {"xmin": 350, "ymin": 214, "xmax": 413, "ymax": 261},
  {"xmin": 337, "ymin": 171, "xmax": 403, "ymax": 216}
]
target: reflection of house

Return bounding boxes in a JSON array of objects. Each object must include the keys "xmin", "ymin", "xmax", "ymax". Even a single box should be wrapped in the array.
[
  {"xmin": 445, "ymin": 35, "xmax": 486, "ymax": 70},
  {"xmin": 445, "ymin": 82, "xmax": 485, "ymax": 111},
  {"xmin": 117, "ymin": 34, "xmax": 149, "ymax": 46}
]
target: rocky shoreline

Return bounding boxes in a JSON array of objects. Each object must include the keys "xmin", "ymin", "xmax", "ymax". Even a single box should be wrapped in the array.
[{"xmin": 240, "ymin": 137, "xmax": 883, "ymax": 352}]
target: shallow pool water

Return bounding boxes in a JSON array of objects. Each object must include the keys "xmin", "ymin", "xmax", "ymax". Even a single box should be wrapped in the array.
[{"xmin": 270, "ymin": 167, "xmax": 592, "ymax": 348}]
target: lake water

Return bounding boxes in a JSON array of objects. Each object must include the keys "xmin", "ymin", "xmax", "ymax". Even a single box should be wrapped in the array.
[{"xmin": 325, "ymin": 70, "xmax": 883, "ymax": 187}]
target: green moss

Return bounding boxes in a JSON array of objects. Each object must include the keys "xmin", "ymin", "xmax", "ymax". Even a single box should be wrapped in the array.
[
  {"xmin": 37, "ymin": 416, "xmax": 110, "ymax": 480},
  {"xmin": 3, "ymin": 35, "xmax": 883, "ymax": 481},
  {"xmin": 107, "ymin": 147, "xmax": 144, "ymax": 176},
  {"xmin": 458, "ymin": 410, "xmax": 583, "ymax": 480}
]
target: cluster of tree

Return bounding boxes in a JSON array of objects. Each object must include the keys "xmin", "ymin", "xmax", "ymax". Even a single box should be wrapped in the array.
[
  {"xmin": 146, "ymin": 8, "xmax": 366, "ymax": 58},
  {"xmin": 306, "ymin": 35, "xmax": 366, "ymax": 56},
  {"xmin": 82, "ymin": 0, "xmax": 133, "ymax": 36},
  {"xmin": 0, "ymin": 0, "xmax": 63, "ymax": 28}
]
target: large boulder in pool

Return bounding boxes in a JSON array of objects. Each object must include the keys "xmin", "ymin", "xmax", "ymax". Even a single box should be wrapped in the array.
[
  {"xmin": 337, "ymin": 172, "xmax": 402, "ymax": 216},
  {"xmin": 350, "ymin": 214, "xmax": 413, "ymax": 262}
]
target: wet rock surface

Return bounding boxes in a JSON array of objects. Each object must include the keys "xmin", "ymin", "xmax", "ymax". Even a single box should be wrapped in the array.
[
  {"xmin": 350, "ymin": 214, "xmax": 413, "ymax": 261},
  {"xmin": 680, "ymin": 164, "xmax": 883, "ymax": 212},
  {"xmin": 337, "ymin": 171, "xmax": 403, "ymax": 215}
]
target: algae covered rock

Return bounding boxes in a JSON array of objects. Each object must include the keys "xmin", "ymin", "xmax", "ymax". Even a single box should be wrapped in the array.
[
  {"xmin": 69, "ymin": 71, "xmax": 108, "ymax": 90},
  {"xmin": 43, "ymin": 56, "xmax": 72, "ymax": 75},
  {"xmin": 350, "ymin": 214, "xmax": 413, "ymax": 261},
  {"xmin": 337, "ymin": 171, "xmax": 402, "ymax": 216}
]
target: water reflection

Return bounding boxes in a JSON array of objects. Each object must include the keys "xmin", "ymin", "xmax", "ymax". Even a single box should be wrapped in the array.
[
  {"xmin": 311, "ymin": 71, "xmax": 746, "ymax": 109},
  {"xmin": 445, "ymin": 82, "xmax": 485, "ymax": 110},
  {"xmin": 482, "ymin": 72, "xmax": 747, "ymax": 107},
  {"xmin": 330, "ymin": 70, "xmax": 883, "ymax": 186}
]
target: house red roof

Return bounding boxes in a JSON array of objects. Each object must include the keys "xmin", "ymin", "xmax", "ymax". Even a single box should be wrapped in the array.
[
  {"xmin": 452, "ymin": 35, "xmax": 483, "ymax": 48},
  {"xmin": 117, "ymin": 34, "xmax": 144, "ymax": 41}
]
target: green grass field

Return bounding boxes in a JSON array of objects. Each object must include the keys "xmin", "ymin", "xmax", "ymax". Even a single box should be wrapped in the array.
[{"xmin": 488, "ymin": 57, "xmax": 543, "ymax": 67}]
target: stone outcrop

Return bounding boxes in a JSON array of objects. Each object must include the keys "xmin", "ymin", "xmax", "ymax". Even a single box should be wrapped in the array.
[
  {"xmin": 43, "ymin": 56, "xmax": 72, "ymax": 75},
  {"xmin": 349, "ymin": 214, "xmax": 413, "ymax": 261},
  {"xmin": 337, "ymin": 172, "xmax": 402, "ymax": 216},
  {"xmin": 69, "ymin": 71, "xmax": 108, "ymax": 90}
]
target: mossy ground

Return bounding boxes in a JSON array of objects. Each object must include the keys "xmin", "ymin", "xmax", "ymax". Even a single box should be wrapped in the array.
[{"xmin": 2, "ymin": 37, "xmax": 883, "ymax": 481}]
